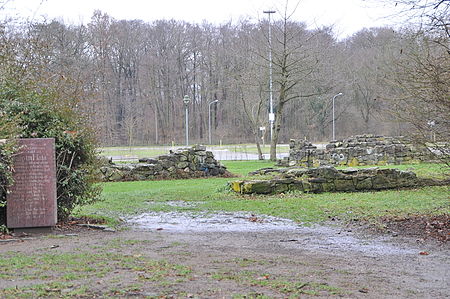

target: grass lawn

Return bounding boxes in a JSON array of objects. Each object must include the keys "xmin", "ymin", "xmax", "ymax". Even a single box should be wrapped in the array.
[
  {"xmin": 98, "ymin": 147, "xmax": 168, "ymax": 159},
  {"xmin": 97, "ymin": 144, "xmax": 290, "ymax": 159},
  {"xmin": 74, "ymin": 161, "xmax": 449, "ymax": 227}
]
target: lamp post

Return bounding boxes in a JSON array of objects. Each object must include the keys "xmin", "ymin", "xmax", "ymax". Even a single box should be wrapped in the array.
[
  {"xmin": 263, "ymin": 10, "xmax": 275, "ymax": 142},
  {"xmin": 183, "ymin": 95, "xmax": 191, "ymax": 146},
  {"xmin": 332, "ymin": 92, "xmax": 343, "ymax": 141},
  {"xmin": 208, "ymin": 100, "xmax": 219, "ymax": 144}
]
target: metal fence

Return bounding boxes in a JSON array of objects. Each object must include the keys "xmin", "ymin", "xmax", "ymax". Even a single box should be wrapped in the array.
[{"xmin": 103, "ymin": 145, "xmax": 290, "ymax": 162}]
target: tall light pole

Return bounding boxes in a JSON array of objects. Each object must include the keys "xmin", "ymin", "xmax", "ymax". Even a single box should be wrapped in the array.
[
  {"xmin": 332, "ymin": 92, "xmax": 343, "ymax": 141},
  {"xmin": 183, "ymin": 95, "xmax": 191, "ymax": 146},
  {"xmin": 263, "ymin": 10, "xmax": 275, "ymax": 142},
  {"xmin": 208, "ymin": 100, "xmax": 219, "ymax": 145}
]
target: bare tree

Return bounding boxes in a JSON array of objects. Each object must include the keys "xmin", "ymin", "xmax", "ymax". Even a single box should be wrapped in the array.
[
  {"xmin": 382, "ymin": 0, "xmax": 449, "ymax": 166},
  {"xmin": 266, "ymin": 4, "xmax": 331, "ymax": 160}
]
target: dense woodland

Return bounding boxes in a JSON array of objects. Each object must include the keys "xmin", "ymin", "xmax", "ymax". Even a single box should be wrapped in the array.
[{"xmin": 1, "ymin": 1, "xmax": 448, "ymax": 149}]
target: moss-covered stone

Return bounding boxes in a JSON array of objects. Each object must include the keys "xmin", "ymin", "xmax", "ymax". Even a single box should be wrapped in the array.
[
  {"xmin": 230, "ymin": 166, "xmax": 440, "ymax": 195},
  {"xmin": 372, "ymin": 175, "xmax": 392, "ymax": 189},
  {"xmin": 334, "ymin": 178, "xmax": 355, "ymax": 191},
  {"xmin": 285, "ymin": 135, "xmax": 438, "ymax": 167},
  {"xmin": 322, "ymin": 182, "xmax": 336, "ymax": 192},
  {"xmin": 242, "ymin": 180, "xmax": 273, "ymax": 194},
  {"xmin": 354, "ymin": 177, "xmax": 373, "ymax": 190},
  {"xmin": 176, "ymin": 162, "xmax": 189, "ymax": 169},
  {"xmin": 288, "ymin": 182, "xmax": 304, "ymax": 192},
  {"xmin": 348, "ymin": 157, "xmax": 359, "ymax": 167},
  {"xmin": 302, "ymin": 181, "xmax": 312, "ymax": 193},
  {"xmin": 109, "ymin": 169, "xmax": 124, "ymax": 181},
  {"xmin": 273, "ymin": 183, "xmax": 289, "ymax": 193},
  {"xmin": 230, "ymin": 181, "xmax": 242, "ymax": 193}
]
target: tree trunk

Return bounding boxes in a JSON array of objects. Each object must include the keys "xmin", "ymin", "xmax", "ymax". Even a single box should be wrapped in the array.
[{"xmin": 270, "ymin": 101, "xmax": 285, "ymax": 161}]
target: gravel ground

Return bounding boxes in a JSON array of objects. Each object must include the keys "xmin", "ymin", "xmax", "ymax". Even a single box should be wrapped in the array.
[{"xmin": 0, "ymin": 213, "xmax": 448, "ymax": 298}]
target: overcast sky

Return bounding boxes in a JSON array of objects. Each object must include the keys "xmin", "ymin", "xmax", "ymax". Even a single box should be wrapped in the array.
[{"xmin": 2, "ymin": 0, "xmax": 401, "ymax": 38}]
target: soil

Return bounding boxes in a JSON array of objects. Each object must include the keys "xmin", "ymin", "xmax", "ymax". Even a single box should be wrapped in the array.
[
  {"xmin": 0, "ymin": 214, "xmax": 449, "ymax": 298},
  {"xmin": 376, "ymin": 214, "xmax": 449, "ymax": 243}
]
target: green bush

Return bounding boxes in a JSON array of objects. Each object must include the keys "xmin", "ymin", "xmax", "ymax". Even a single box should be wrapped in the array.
[
  {"xmin": 0, "ymin": 141, "xmax": 17, "ymax": 227},
  {"xmin": 0, "ymin": 87, "xmax": 101, "ymax": 224}
]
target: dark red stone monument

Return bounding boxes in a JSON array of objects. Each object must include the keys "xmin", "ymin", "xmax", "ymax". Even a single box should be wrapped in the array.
[{"xmin": 6, "ymin": 138, "xmax": 57, "ymax": 228}]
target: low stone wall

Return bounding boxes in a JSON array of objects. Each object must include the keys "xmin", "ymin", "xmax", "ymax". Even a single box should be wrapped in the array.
[
  {"xmin": 231, "ymin": 166, "xmax": 445, "ymax": 195},
  {"xmin": 279, "ymin": 135, "xmax": 436, "ymax": 167},
  {"xmin": 100, "ymin": 145, "xmax": 229, "ymax": 182}
]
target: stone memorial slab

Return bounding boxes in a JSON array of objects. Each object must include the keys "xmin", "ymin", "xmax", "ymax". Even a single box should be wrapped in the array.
[{"xmin": 7, "ymin": 138, "xmax": 57, "ymax": 228}]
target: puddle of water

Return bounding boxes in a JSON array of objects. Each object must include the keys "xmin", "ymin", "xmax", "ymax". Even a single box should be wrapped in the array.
[
  {"xmin": 127, "ymin": 211, "xmax": 416, "ymax": 256},
  {"xmin": 283, "ymin": 225, "xmax": 416, "ymax": 256},
  {"xmin": 128, "ymin": 211, "xmax": 299, "ymax": 233},
  {"xmin": 146, "ymin": 201, "xmax": 200, "ymax": 208}
]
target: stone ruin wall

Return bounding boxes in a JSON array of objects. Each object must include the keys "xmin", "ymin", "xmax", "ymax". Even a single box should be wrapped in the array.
[
  {"xmin": 100, "ymin": 145, "xmax": 228, "ymax": 182},
  {"xmin": 279, "ymin": 135, "xmax": 436, "ymax": 168},
  {"xmin": 231, "ymin": 165, "xmax": 448, "ymax": 195},
  {"xmin": 231, "ymin": 166, "xmax": 429, "ymax": 195}
]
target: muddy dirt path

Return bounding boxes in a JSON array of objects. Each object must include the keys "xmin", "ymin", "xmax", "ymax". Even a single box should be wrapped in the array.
[{"xmin": 1, "ymin": 213, "xmax": 449, "ymax": 298}]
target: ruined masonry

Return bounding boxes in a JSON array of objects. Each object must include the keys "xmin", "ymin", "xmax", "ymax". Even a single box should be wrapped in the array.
[
  {"xmin": 100, "ymin": 145, "xmax": 229, "ymax": 181},
  {"xmin": 231, "ymin": 166, "xmax": 444, "ymax": 195},
  {"xmin": 279, "ymin": 135, "xmax": 435, "ymax": 167}
]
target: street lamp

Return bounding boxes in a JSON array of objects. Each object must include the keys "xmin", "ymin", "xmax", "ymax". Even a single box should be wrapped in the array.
[
  {"xmin": 208, "ymin": 100, "xmax": 219, "ymax": 145},
  {"xmin": 263, "ymin": 10, "xmax": 275, "ymax": 142},
  {"xmin": 332, "ymin": 92, "xmax": 343, "ymax": 141},
  {"xmin": 183, "ymin": 95, "xmax": 191, "ymax": 146}
]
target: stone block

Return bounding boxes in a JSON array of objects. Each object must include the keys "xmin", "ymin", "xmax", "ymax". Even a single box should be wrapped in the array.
[
  {"xmin": 159, "ymin": 159, "xmax": 174, "ymax": 169},
  {"xmin": 322, "ymin": 182, "xmax": 335, "ymax": 192},
  {"xmin": 334, "ymin": 178, "xmax": 355, "ymax": 191},
  {"xmin": 159, "ymin": 170, "xmax": 170, "ymax": 177},
  {"xmin": 138, "ymin": 157, "xmax": 158, "ymax": 164},
  {"xmin": 309, "ymin": 166, "xmax": 340, "ymax": 179},
  {"xmin": 372, "ymin": 174, "xmax": 395, "ymax": 190},
  {"xmin": 302, "ymin": 181, "xmax": 322, "ymax": 193},
  {"xmin": 109, "ymin": 168, "xmax": 124, "ymax": 181},
  {"xmin": 176, "ymin": 161, "xmax": 189, "ymax": 169},
  {"xmin": 286, "ymin": 168, "xmax": 307, "ymax": 177},
  {"xmin": 289, "ymin": 181, "xmax": 304, "ymax": 192},
  {"xmin": 192, "ymin": 144, "xmax": 206, "ymax": 151},
  {"xmin": 230, "ymin": 181, "xmax": 243, "ymax": 193},
  {"xmin": 340, "ymin": 168, "xmax": 358, "ymax": 175},
  {"xmin": 132, "ymin": 174, "xmax": 147, "ymax": 181},
  {"xmin": 308, "ymin": 177, "xmax": 328, "ymax": 184},
  {"xmin": 134, "ymin": 164, "xmax": 155, "ymax": 172},
  {"xmin": 242, "ymin": 180, "xmax": 273, "ymax": 194},
  {"xmin": 354, "ymin": 177, "xmax": 373, "ymax": 190},
  {"xmin": 273, "ymin": 183, "xmax": 289, "ymax": 193},
  {"xmin": 208, "ymin": 168, "xmax": 219, "ymax": 176},
  {"xmin": 302, "ymin": 181, "xmax": 312, "ymax": 192}
]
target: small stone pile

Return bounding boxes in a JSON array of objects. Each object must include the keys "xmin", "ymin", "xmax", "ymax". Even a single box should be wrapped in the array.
[
  {"xmin": 279, "ymin": 135, "xmax": 436, "ymax": 167},
  {"xmin": 231, "ymin": 166, "xmax": 444, "ymax": 195},
  {"xmin": 100, "ymin": 145, "xmax": 229, "ymax": 182}
]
